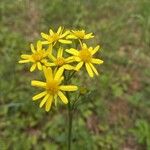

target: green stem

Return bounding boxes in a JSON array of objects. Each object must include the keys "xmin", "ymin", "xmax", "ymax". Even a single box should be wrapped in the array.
[
  {"xmin": 64, "ymin": 70, "xmax": 76, "ymax": 150},
  {"xmin": 64, "ymin": 71, "xmax": 73, "ymax": 150},
  {"xmin": 67, "ymin": 98, "xmax": 72, "ymax": 150}
]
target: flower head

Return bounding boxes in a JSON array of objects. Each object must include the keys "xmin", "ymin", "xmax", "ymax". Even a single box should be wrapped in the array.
[
  {"xmin": 31, "ymin": 67, "xmax": 78, "ymax": 111},
  {"xmin": 47, "ymin": 47, "xmax": 75, "ymax": 70},
  {"xmin": 19, "ymin": 41, "xmax": 50, "ymax": 72},
  {"xmin": 66, "ymin": 43, "xmax": 103, "ymax": 77},
  {"xmin": 66, "ymin": 30, "xmax": 94, "ymax": 40},
  {"xmin": 18, "ymin": 27, "xmax": 104, "ymax": 112},
  {"xmin": 41, "ymin": 26, "xmax": 72, "ymax": 45}
]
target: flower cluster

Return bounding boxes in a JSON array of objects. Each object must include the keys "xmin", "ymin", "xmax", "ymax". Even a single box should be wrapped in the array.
[{"xmin": 19, "ymin": 27, "xmax": 103, "ymax": 111}]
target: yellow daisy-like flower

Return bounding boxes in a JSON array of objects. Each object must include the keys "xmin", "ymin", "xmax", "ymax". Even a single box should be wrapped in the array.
[
  {"xmin": 47, "ymin": 47, "xmax": 75, "ymax": 70},
  {"xmin": 66, "ymin": 30, "xmax": 94, "ymax": 40},
  {"xmin": 41, "ymin": 26, "xmax": 72, "ymax": 45},
  {"xmin": 66, "ymin": 43, "xmax": 103, "ymax": 78},
  {"xmin": 31, "ymin": 67, "xmax": 78, "ymax": 111},
  {"xmin": 19, "ymin": 41, "xmax": 50, "ymax": 72}
]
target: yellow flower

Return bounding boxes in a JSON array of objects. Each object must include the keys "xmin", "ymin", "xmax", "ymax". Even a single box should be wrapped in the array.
[
  {"xmin": 47, "ymin": 47, "xmax": 75, "ymax": 70},
  {"xmin": 66, "ymin": 43, "xmax": 103, "ymax": 78},
  {"xmin": 19, "ymin": 41, "xmax": 50, "ymax": 72},
  {"xmin": 66, "ymin": 30, "xmax": 94, "ymax": 40},
  {"xmin": 41, "ymin": 26, "xmax": 72, "ymax": 45},
  {"xmin": 31, "ymin": 67, "xmax": 78, "ymax": 111}
]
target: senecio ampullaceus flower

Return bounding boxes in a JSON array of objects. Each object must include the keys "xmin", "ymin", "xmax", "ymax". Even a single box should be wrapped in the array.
[
  {"xmin": 19, "ymin": 26, "xmax": 103, "ymax": 111},
  {"xmin": 19, "ymin": 26, "xmax": 103, "ymax": 149}
]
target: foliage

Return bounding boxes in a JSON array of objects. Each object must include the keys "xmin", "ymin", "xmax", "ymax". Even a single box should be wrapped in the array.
[
  {"xmin": 0, "ymin": 0, "xmax": 150, "ymax": 149},
  {"xmin": 131, "ymin": 120, "xmax": 150, "ymax": 150}
]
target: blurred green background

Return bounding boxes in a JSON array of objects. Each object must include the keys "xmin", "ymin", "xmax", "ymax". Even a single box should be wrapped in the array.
[{"xmin": 0, "ymin": 0, "xmax": 150, "ymax": 149}]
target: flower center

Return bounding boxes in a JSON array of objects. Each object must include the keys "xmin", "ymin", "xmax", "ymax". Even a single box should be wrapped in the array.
[
  {"xmin": 55, "ymin": 57, "xmax": 65, "ymax": 66},
  {"xmin": 52, "ymin": 33, "xmax": 59, "ymax": 41},
  {"xmin": 74, "ymin": 31, "xmax": 85, "ymax": 39},
  {"xmin": 46, "ymin": 80, "xmax": 59, "ymax": 94},
  {"xmin": 78, "ymin": 49, "xmax": 92, "ymax": 62},
  {"xmin": 32, "ymin": 52, "xmax": 43, "ymax": 61}
]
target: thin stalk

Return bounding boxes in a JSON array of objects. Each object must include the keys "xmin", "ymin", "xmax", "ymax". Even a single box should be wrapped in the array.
[
  {"xmin": 67, "ymin": 95, "xmax": 72, "ymax": 150},
  {"xmin": 64, "ymin": 71, "xmax": 73, "ymax": 150}
]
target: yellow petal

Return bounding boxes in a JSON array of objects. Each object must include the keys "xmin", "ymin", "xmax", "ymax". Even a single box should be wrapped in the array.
[
  {"xmin": 84, "ymin": 33, "xmax": 94, "ymax": 39},
  {"xmin": 58, "ymin": 76, "xmax": 64, "ymax": 84},
  {"xmin": 71, "ymin": 30, "xmax": 76, "ymax": 33},
  {"xmin": 65, "ymin": 56, "xmax": 74, "ymax": 63},
  {"xmin": 39, "ymin": 94, "xmax": 50, "ymax": 108},
  {"xmin": 18, "ymin": 60, "xmax": 30, "ymax": 63},
  {"xmin": 89, "ymin": 63, "xmax": 99, "ymax": 76},
  {"xmin": 45, "ymin": 95, "xmax": 53, "ymax": 111},
  {"xmin": 45, "ymin": 62, "xmax": 56, "ymax": 67},
  {"xmin": 91, "ymin": 58, "xmax": 103, "ymax": 64},
  {"xmin": 31, "ymin": 80, "xmax": 46, "ymax": 88},
  {"xmin": 37, "ymin": 62, "xmax": 42, "ymax": 70},
  {"xmin": 91, "ymin": 45, "xmax": 100, "ymax": 55},
  {"xmin": 30, "ymin": 44, "xmax": 36, "ymax": 53},
  {"xmin": 66, "ymin": 34, "xmax": 77, "ymax": 39},
  {"xmin": 54, "ymin": 67, "xmax": 64, "ymax": 80},
  {"xmin": 37, "ymin": 41, "xmax": 42, "ymax": 52},
  {"xmin": 63, "ymin": 64, "xmax": 74, "ymax": 70},
  {"xmin": 82, "ymin": 43, "xmax": 87, "ymax": 49},
  {"xmin": 66, "ymin": 48, "xmax": 79, "ymax": 56},
  {"xmin": 41, "ymin": 32, "xmax": 50, "ymax": 40},
  {"xmin": 21, "ymin": 54, "xmax": 31, "ymax": 59},
  {"xmin": 41, "ymin": 41, "xmax": 50, "ymax": 45},
  {"xmin": 48, "ymin": 54, "xmax": 56, "ymax": 61},
  {"xmin": 85, "ymin": 63, "xmax": 94, "ymax": 77},
  {"xmin": 49, "ymin": 29, "xmax": 54, "ymax": 35},
  {"xmin": 58, "ymin": 39, "xmax": 72, "ymax": 44},
  {"xmin": 75, "ymin": 62, "xmax": 84, "ymax": 71},
  {"xmin": 47, "ymin": 44, "xmax": 53, "ymax": 54},
  {"xmin": 32, "ymin": 91, "xmax": 47, "ymax": 101},
  {"xmin": 43, "ymin": 67, "xmax": 53, "ymax": 81},
  {"xmin": 74, "ymin": 56, "xmax": 81, "ymax": 62},
  {"xmin": 41, "ymin": 59, "xmax": 52, "ymax": 66},
  {"xmin": 88, "ymin": 47, "xmax": 93, "ymax": 53},
  {"xmin": 60, "ymin": 85, "xmax": 78, "ymax": 91},
  {"xmin": 57, "ymin": 26, "xmax": 62, "ymax": 34},
  {"xmin": 30, "ymin": 63, "xmax": 36, "ymax": 72},
  {"xmin": 60, "ymin": 30, "xmax": 70, "ymax": 38},
  {"xmin": 58, "ymin": 91, "xmax": 68, "ymax": 104},
  {"xmin": 57, "ymin": 47, "xmax": 63, "ymax": 58}
]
